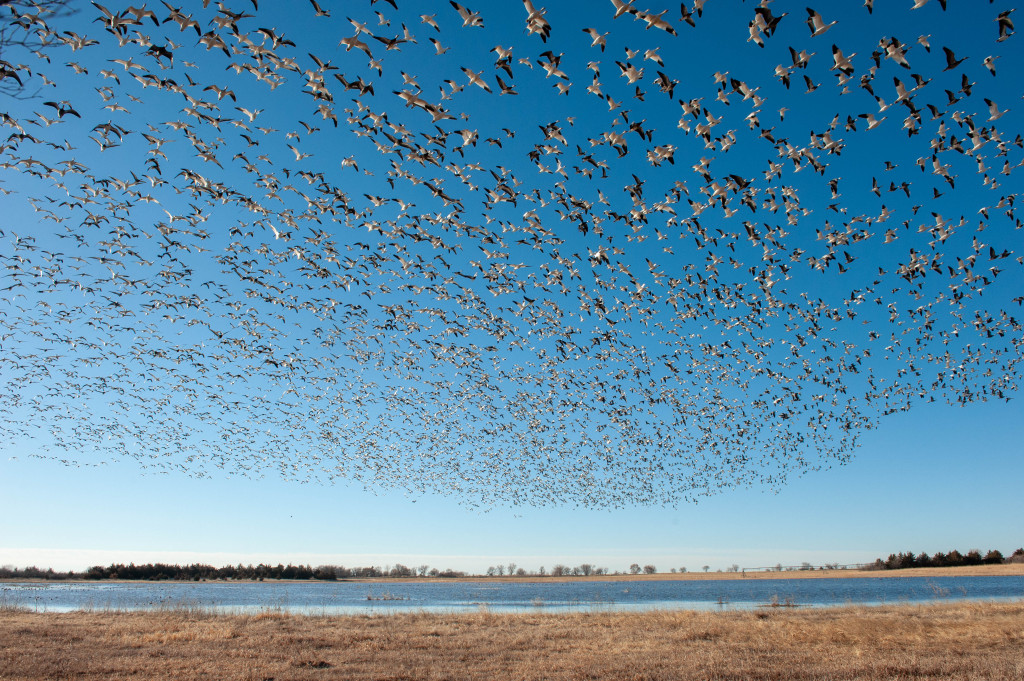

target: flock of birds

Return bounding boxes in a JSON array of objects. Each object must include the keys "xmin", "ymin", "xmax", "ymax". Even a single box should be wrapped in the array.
[{"xmin": 0, "ymin": 0, "xmax": 1021, "ymax": 507}]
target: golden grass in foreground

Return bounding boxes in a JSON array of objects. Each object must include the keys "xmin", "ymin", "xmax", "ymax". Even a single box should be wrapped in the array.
[{"xmin": 2, "ymin": 601, "xmax": 1023, "ymax": 680}]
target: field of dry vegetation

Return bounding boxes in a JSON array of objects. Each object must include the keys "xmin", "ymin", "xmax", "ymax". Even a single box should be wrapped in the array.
[{"xmin": 2, "ymin": 600, "xmax": 1022, "ymax": 680}]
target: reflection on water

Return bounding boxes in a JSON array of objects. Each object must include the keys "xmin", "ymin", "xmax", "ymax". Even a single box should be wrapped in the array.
[{"xmin": 2, "ymin": 576, "xmax": 1021, "ymax": 614}]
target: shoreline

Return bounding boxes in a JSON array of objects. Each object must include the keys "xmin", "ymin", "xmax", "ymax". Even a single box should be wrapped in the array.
[
  {"xmin": 3, "ymin": 562, "xmax": 1022, "ymax": 584},
  {"xmin": 351, "ymin": 563, "xmax": 1024, "ymax": 582}
]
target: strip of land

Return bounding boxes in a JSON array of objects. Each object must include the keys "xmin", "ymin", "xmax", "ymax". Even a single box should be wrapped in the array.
[
  {"xmin": 357, "ymin": 562, "xmax": 1024, "ymax": 583},
  {"xmin": 2, "ymin": 600, "xmax": 1022, "ymax": 680},
  {"xmin": 4, "ymin": 562, "xmax": 1022, "ymax": 585}
]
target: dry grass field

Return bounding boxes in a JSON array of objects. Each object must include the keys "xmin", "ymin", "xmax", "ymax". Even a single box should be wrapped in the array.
[{"xmin": 2, "ymin": 601, "xmax": 1022, "ymax": 680}]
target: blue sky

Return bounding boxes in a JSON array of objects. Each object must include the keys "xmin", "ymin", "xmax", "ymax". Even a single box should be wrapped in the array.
[
  {"xmin": 1, "ymin": 0, "xmax": 1023, "ymax": 573},
  {"xmin": 3, "ymin": 395, "xmax": 1023, "ymax": 573}
]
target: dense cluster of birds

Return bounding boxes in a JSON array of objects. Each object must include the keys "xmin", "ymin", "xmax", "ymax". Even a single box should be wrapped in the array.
[{"xmin": 0, "ymin": 0, "xmax": 1021, "ymax": 507}]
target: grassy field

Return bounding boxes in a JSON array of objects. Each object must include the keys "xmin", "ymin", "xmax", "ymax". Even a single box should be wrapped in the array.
[{"xmin": 2, "ymin": 601, "xmax": 1022, "ymax": 680}]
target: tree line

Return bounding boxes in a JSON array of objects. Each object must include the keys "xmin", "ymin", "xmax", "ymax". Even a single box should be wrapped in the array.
[
  {"xmin": 0, "ymin": 562, "xmax": 637, "ymax": 581},
  {"xmin": 0, "ymin": 563, "xmax": 470, "ymax": 581},
  {"xmin": 1, "ymin": 562, "xmax": 640, "ymax": 581},
  {"xmin": 868, "ymin": 547, "xmax": 1024, "ymax": 571},
  {"xmin": 484, "ymin": 563, "xmax": 616, "ymax": 576},
  {"xmin": 3, "ymin": 549, "xmax": 1021, "ymax": 581}
]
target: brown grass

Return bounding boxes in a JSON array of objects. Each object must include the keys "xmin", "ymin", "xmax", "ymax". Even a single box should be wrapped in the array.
[{"xmin": 2, "ymin": 601, "xmax": 1022, "ymax": 680}]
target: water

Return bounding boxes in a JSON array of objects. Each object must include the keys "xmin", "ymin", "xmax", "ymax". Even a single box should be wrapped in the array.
[{"xmin": 2, "ymin": 576, "xmax": 1022, "ymax": 614}]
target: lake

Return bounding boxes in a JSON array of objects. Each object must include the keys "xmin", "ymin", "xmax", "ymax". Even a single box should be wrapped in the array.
[{"xmin": 3, "ymin": 576, "xmax": 1022, "ymax": 614}]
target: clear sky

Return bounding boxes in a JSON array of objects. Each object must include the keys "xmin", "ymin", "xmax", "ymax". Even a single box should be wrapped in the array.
[
  {"xmin": 1, "ymin": 0, "xmax": 1022, "ymax": 573},
  {"xmin": 3, "ymin": 395, "xmax": 1023, "ymax": 573}
]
